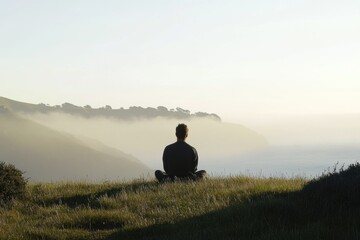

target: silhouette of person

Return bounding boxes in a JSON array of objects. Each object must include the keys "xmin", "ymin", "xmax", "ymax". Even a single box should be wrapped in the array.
[{"xmin": 155, "ymin": 123, "xmax": 207, "ymax": 182}]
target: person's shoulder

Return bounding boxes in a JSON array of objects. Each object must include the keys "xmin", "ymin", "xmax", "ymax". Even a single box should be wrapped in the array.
[
  {"xmin": 184, "ymin": 142, "xmax": 197, "ymax": 150},
  {"xmin": 165, "ymin": 142, "xmax": 177, "ymax": 149},
  {"xmin": 185, "ymin": 143, "xmax": 198, "ymax": 157}
]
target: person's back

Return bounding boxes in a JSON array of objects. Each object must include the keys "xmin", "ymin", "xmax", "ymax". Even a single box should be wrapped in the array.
[
  {"xmin": 163, "ymin": 141, "xmax": 198, "ymax": 177},
  {"xmin": 155, "ymin": 123, "xmax": 207, "ymax": 182}
]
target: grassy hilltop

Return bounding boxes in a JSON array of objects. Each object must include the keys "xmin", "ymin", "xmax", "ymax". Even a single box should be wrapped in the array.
[{"xmin": 1, "ymin": 165, "xmax": 360, "ymax": 240}]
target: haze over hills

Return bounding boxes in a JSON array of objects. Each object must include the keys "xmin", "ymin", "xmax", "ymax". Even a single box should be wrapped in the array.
[
  {"xmin": 0, "ymin": 106, "xmax": 151, "ymax": 182},
  {"xmin": 0, "ymin": 97, "xmax": 268, "ymax": 177},
  {"xmin": 3, "ymin": 96, "xmax": 359, "ymax": 178}
]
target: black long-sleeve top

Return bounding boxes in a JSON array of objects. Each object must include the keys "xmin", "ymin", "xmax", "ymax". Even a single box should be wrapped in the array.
[{"xmin": 162, "ymin": 141, "xmax": 198, "ymax": 177}]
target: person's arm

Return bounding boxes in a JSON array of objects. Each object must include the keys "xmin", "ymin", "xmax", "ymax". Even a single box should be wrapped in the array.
[
  {"xmin": 192, "ymin": 147, "xmax": 198, "ymax": 172},
  {"xmin": 163, "ymin": 147, "xmax": 172, "ymax": 174}
]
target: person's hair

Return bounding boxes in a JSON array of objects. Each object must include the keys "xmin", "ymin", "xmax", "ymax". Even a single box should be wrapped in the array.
[{"xmin": 176, "ymin": 123, "xmax": 188, "ymax": 140}]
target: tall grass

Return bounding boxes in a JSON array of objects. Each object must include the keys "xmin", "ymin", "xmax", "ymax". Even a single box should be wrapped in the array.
[{"xmin": 0, "ymin": 171, "xmax": 359, "ymax": 239}]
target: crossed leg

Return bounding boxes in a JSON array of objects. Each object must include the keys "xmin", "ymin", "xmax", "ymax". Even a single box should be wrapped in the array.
[{"xmin": 155, "ymin": 170, "xmax": 208, "ymax": 183}]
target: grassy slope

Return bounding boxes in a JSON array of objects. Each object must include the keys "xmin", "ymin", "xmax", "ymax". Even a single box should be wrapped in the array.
[{"xmin": 1, "ymin": 176, "xmax": 359, "ymax": 240}]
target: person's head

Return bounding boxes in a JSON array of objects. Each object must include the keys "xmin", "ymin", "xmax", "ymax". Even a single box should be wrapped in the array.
[{"xmin": 176, "ymin": 123, "xmax": 188, "ymax": 141}]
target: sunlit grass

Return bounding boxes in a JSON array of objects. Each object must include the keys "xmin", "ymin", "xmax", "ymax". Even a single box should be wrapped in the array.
[{"xmin": 1, "ymin": 173, "xmax": 359, "ymax": 240}]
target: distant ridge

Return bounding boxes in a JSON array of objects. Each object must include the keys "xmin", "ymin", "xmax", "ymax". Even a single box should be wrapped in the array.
[{"xmin": 0, "ymin": 96, "xmax": 221, "ymax": 121}]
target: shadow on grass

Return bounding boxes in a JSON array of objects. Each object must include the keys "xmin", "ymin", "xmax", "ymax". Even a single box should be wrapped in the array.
[
  {"xmin": 107, "ymin": 188, "xmax": 360, "ymax": 240},
  {"xmin": 108, "ymin": 163, "xmax": 360, "ymax": 240},
  {"xmin": 35, "ymin": 163, "xmax": 360, "ymax": 239},
  {"xmin": 38, "ymin": 181, "xmax": 159, "ymax": 208},
  {"xmin": 107, "ymin": 190, "xmax": 304, "ymax": 240}
]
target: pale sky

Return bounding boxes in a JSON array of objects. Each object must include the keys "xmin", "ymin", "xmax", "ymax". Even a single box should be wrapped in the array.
[{"xmin": 1, "ymin": 0, "xmax": 359, "ymax": 122}]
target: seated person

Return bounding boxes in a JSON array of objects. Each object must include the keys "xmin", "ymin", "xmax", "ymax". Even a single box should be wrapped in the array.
[{"xmin": 155, "ymin": 123, "xmax": 207, "ymax": 182}]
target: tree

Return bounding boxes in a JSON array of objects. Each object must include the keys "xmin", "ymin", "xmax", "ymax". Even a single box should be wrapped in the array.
[{"xmin": 0, "ymin": 162, "xmax": 27, "ymax": 206}]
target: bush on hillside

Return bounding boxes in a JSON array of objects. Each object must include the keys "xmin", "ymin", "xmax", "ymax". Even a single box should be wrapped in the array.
[
  {"xmin": 302, "ymin": 162, "xmax": 360, "ymax": 208},
  {"xmin": 0, "ymin": 162, "xmax": 27, "ymax": 206}
]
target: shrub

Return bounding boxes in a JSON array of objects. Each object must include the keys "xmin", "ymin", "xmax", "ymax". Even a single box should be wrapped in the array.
[
  {"xmin": 302, "ymin": 162, "xmax": 360, "ymax": 209},
  {"xmin": 0, "ymin": 162, "xmax": 27, "ymax": 206}
]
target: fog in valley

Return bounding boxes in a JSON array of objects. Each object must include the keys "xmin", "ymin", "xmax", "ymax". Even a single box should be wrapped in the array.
[
  {"xmin": 228, "ymin": 114, "xmax": 360, "ymax": 177},
  {"xmin": 24, "ymin": 113, "xmax": 267, "ymax": 171},
  {"xmin": 24, "ymin": 112, "xmax": 360, "ymax": 178},
  {"xmin": 239, "ymin": 114, "xmax": 360, "ymax": 146},
  {"xmin": 0, "ymin": 97, "xmax": 268, "ymax": 182},
  {"xmin": 2, "ymin": 93, "xmax": 360, "ymax": 182}
]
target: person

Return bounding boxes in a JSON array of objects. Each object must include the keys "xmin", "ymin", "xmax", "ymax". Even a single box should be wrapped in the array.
[{"xmin": 155, "ymin": 123, "xmax": 207, "ymax": 183}]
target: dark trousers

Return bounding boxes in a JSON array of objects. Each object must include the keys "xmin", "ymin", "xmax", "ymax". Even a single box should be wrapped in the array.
[{"xmin": 155, "ymin": 170, "xmax": 207, "ymax": 183}]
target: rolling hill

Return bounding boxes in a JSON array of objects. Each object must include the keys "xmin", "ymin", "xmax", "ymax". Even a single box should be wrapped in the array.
[{"xmin": 0, "ymin": 107, "xmax": 151, "ymax": 182}]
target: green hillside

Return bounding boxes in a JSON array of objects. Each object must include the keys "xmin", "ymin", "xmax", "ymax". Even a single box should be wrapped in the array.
[
  {"xmin": 1, "ymin": 167, "xmax": 360, "ymax": 240},
  {"xmin": 0, "ymin": 109, "xmax": 151, "ymax": 182}
]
